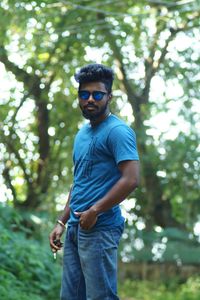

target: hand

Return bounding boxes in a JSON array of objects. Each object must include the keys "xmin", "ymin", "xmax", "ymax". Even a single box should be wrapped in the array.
[
  {"xmin": 49, "ymin": 224, "xmax": 65, "ymax": 252},
  {"xmin": 75, "ymin": 207, "xmax": 98, "ymax": 230}
]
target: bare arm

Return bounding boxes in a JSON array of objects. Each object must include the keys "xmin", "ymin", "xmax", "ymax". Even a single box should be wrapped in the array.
[
  {"xmin": 75, "ymin": 160, "xmax": 140, "ymax": 230},
  {"xmin": 49, "ymin": 188, "xmax": 72, "ymax": 251},
  {"xmin": 58, "ymin": 188, "xmax": 72, "ymax": 225}
]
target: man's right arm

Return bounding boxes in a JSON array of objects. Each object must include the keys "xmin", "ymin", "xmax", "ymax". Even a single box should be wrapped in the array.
[{"xmin": 49, "ymin": 188, "xmax": 72, "ymax": 251}]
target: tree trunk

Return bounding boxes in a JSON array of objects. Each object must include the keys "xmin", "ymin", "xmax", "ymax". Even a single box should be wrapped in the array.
[{"xmin": 100, "ymin": 20, "xmax": 183, "ymax": 228}]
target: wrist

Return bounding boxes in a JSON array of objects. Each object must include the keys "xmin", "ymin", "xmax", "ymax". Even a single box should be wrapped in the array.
[
  {"xmin": 57, "ymin": 219, "xmax": 66, "ymax": 229},
  {"xmin": 90, "ymin": 205, "xmax": 100, "ymax": 216}
]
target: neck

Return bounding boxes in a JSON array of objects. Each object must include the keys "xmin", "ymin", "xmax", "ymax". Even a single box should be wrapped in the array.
[{"xmin": 90, "ymin": 110, "xmax": 111, "ymax": 127}]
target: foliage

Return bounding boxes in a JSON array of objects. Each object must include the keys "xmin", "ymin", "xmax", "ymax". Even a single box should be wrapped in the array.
[
  {"xmin": 0, "ymin": 0, "xmax": 199, "ymax": 230},
  {"xmin": 119, "ymin": 277, "xmax": 200, "ymax": 300},
  {"xmin": 161, "ymin": 130, "xmax": 200, "ymax": 227},
  {"xmin": 1, "ymin": 203, "xmax": 200, "ymax": 300},
  {"xmin": 0, "ymin": 204, "xmax": 61, "ymax": 300},
  {"xmin": 120, "ymin": 224, "xmax": 200, "ymax": 264}
]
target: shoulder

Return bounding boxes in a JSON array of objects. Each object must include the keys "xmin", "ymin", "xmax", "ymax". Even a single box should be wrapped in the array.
[
  {"xmin": 74, "ymin": 123, "xmax": 90, "ymax": 143},
  {"xmin": 107, "ymin": 114, "xmax": 127, "ymax": 126},
  {"xmin": 76, "ymin": 123, "xmax": 90, "ymax": 136},
  {"xmin": 106, "ymin": 115, "xmax": 139, "ymax": 162},
  {"xmin": 107, "ymin": 115, "xmax": 136, "ymax": 139}
]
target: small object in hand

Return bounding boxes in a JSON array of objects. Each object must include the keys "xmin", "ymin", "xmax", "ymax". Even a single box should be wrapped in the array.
[
  {"xmin": 53, "ymin": 239, "xmax": 63, "ymax": 247},
  {"xmin": 52, "ymin": 239, "xmax": 63, "ymax": 260}
]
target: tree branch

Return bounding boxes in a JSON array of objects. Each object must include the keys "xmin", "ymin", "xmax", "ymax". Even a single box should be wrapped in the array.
[
  {"xmin": 11, "ymin": 91, "xmax": 30, "ymax": 124},
  {"xmin": 0, "ymin": 45, "xmax": 39, "ymax": 88},
  {"xmin": 1, "ymin": 133, "xmax": 33, "ymax": 193},
  {"xmin": 2, "ymin": 163, "xmax": 18, "ymax": 205},
  {"xmin": 141, "ymin": 11, "xmax": 199, "ymax": 102},
  {"xmin": 0, "ymin": 46, "xmax": 51, "ymax": 186},
  {"xmin": 142, "ymin": 29, "xmax": 176, "ymax": 102},
  {"xmin": 96, "ymin": 13, "xmax": 140, "ymax": 112}
]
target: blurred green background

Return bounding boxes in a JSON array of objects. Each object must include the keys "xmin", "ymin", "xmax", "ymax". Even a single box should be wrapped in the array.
[{"xmin": 0, "ymin": 0, "xmax": 200, "ymax": 299}]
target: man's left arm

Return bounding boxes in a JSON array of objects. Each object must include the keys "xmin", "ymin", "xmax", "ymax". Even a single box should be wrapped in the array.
[{"xmin": 75, "ymin": 160, "xmax": 140, "ymax": 230}]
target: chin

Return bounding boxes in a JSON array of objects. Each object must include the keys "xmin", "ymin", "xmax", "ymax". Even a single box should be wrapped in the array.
[
  {"xmin": 82, "ymin": 112, "xmax": 98, "ymax": 120},
  {"xmin": 82, "ymin": 110, "xmax": 101, "ymax": 120}
]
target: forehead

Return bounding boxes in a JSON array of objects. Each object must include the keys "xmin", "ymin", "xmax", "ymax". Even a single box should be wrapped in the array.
[{"xmin": 79, "ymin": 81, "xmax": 106, "ymax": 91}]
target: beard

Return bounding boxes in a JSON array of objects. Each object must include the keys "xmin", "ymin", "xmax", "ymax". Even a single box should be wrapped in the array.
[{"xmin": 80, "ymin": 101, "xmax": 109, "ymax": 120}]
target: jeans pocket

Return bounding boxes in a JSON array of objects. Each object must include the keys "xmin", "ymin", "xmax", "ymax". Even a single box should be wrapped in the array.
[
  {"xmin": 67, "ymin": 226, "xmax": 73, "ymax": 241},
  {"xmin": 110, "ymin": 222, "xmax": 124, "ymax": 246},
  {"xmin": 66, "ymin": 225, "xmax": 78, "ymax": 245}
]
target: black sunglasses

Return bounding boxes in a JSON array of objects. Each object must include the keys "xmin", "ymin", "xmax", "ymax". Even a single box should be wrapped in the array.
[{"xmin": 78, "ymin": 90, "xmax": 107, "ymax": 101}]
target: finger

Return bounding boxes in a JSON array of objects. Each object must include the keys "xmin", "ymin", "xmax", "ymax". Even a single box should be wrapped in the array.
[
  {"xmin": 74, "ymin": 211, "xmax": 82, "ymax": 216},
  {"xmin": 80, "ymin": 224, "xmax": 87, "ymax": 230},
  {"xmin": 49, "ymin": 234, "xmax": 60, "ymax": 250},
  {"xmin": 49, "ymin": 233, "xmax": 55, "ymax": 246},
  {"xmin": 50, "ymin": 241, "xmax": 60, "ymax": 250},
  {"xmin": 53, "ymin": 239, "xmax": 63, "ymax": 249}
]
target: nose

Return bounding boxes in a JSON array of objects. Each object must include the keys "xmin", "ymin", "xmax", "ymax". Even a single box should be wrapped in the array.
[{"xmin": 87, "ymin": 93, "xmax": 95, "ymax": 102}]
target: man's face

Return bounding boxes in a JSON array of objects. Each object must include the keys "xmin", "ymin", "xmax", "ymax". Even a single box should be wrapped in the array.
[{"xmin": 78, "ymin": 81, "xmax": 111, "ymax": 121}]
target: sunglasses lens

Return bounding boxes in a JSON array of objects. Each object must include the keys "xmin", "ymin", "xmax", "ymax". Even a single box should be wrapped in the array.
[
  {"xmin": 79, "ymin": 91, "xmax": 90, "ymax": 100},
  {"xmin": 78, "ymin": 90, "xmax": 106, "ymax": 101},
  {"xmin": 93, "ymin": 91, "xmax": 105, "ymax": 101}
]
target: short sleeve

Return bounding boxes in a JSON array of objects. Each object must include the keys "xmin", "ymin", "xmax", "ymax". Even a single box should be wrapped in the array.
[{"xmin": 107, "ymin": 125, "xmax": 139, "ymax": 164}]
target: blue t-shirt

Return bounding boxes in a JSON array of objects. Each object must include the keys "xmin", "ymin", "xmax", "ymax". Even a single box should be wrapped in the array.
[{"xmin": 68, "ymin": 114, "xmax": 139, "ymax": 228}]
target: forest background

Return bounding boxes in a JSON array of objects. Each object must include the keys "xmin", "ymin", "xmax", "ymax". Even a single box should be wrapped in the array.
[{"xmin": 0, "ymin": 0, "xmax": 200, "ymax": 299}]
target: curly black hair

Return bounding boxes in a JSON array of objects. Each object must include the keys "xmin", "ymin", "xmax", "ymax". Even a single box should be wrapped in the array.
[{"xmin": 74, "ymin": 63, "xmax": 114, "ymax": 93}]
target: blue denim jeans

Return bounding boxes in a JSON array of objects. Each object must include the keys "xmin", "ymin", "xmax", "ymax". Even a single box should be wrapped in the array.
[{"xmin": 60, "ymin": 222, "xmax": 124, "ymax": 300}]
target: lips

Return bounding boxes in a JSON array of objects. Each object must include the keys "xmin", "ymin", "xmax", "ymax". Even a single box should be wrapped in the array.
[
  {"xmin": 87, "ymin": 107, "xmax": 96, "ymax": 110},
  {"xmin": 85, "ymin": 105, "xmax": 98, "ymax": 111}
]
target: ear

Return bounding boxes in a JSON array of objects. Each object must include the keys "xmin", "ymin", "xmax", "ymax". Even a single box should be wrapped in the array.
[{"xmin": 108, "ymin": 93, "xmax": 112, "ymax": 101}]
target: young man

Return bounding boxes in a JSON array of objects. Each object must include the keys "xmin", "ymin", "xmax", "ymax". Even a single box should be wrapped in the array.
[{"xmin": 49, "ymin": 63, "xmax": 140, "ymax": 300}]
